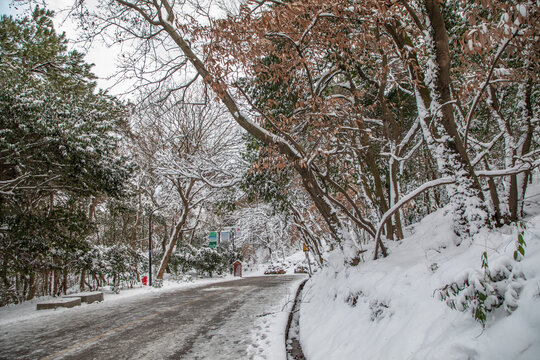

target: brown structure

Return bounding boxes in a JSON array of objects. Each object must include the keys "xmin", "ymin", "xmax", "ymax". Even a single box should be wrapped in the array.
[{"xmin": 233, "ymin": 260, "xmax": 242, "ymax": 277}]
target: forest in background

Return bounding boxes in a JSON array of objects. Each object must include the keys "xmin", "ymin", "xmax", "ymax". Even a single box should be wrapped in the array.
[{"xmin": 1, "ymin": 0, "xmax": 538, "ymax": 306}]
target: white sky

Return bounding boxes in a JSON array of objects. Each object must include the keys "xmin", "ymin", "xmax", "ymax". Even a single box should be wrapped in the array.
[{"xmin": 1, "ymin": 0, "xmax": 123, "ymax": 95}]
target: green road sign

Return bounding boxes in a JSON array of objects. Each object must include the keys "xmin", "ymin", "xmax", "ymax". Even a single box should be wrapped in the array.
[{"xmin": 209, "ymin": 231, "xmax": 217, "ymax": 248}]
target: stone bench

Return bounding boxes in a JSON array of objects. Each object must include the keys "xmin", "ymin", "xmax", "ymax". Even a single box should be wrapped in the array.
[
  {"xmin": 63, "ymin": 291, "xmax": 104, "ymax": 304},
  {"xmin": 37, "ymin": 297, "xmax": 81, "ymax": 310}
]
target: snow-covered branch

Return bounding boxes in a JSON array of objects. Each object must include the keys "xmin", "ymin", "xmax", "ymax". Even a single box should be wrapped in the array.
[
  {"xmin": 374, "ymin": 177, "xmax": 455, "ymax": 259},
  {"xmin": 477, "ymin": 159, "xmax": 540, "ymax": 178}
]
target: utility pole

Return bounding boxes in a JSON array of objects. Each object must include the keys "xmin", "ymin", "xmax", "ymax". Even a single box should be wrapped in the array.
[{"xmin": 304, "ymin": 244, "xmax": 313, "ymax": 277}]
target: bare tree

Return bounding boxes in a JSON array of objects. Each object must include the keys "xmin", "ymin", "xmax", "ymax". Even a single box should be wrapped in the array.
[{"xmin": 130, "ymin": 89, "xmax": 243, "ymax": 279}]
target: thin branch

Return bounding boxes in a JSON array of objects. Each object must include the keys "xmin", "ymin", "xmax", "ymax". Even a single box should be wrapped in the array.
[{"xmin": 463, "ymin": 29, "xmax": 518, "ymax": 150}]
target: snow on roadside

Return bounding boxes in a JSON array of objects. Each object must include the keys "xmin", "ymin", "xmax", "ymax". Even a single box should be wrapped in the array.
[
  {"xmin": 300, "ymin": 200, "xmax": 540, "ymax": 359},
  {"xmin": 247, "ymin": 275, "xmax": 307, "ymax": 360},
  {"xmin": 0, "ymin": 275, "xmax": 236, "ymax": 327}
]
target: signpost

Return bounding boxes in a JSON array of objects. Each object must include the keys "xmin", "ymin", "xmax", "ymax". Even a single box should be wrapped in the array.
[
  {"xmin": 208, "ymin": 227, "xmax": 240, "ymax": 248},
  {"xmin": 208, "ymin": 227, "xmax": 240, "ymax": 249},
  {"xmin": 220, "ymin": 231, "xmax": 230, "ymax": 242},
  {"xmin": 303, "ymin": 243, "xmax": 313, "ymax": 276},
  {"xmin": 209, "ymin": 231, "xmax": 217, "ymax": 248}
]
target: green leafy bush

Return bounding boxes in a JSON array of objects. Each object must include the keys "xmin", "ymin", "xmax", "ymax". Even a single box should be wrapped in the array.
[{"xmin": 437, "ymin": 241, "xmax": 526, "ymax": 327}]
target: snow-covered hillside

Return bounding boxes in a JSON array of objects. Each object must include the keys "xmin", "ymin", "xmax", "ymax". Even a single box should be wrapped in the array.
[{"xmin": 299, "ymin": 188, "xmax": 540, "ymax": 359}]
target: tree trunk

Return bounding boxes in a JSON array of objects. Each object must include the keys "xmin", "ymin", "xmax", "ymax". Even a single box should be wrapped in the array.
[
  {"xmin": 389, "ymin": 2, "xmax": 491, "ymax": 237},
  {"xmin": 377, "ymin": 29, "xmax": 404, "ymax": 241},
  {"xmin": 156, "ymin": 212, "xmax": 188, "ymax": 280},
  {"xmin": 295, "ymin": 162, "xmax": 347, "ymax": 250},
  {"xmin": 365, "ymin": 150, "xmax": 394, "ymax": 240},
  {"xmin": 516, "ymin": 80, "xmax": 534, "ymax": 217},
  {"xmin": 88, "ymin": 197, "xmax": 98, "ymax": 222},
  {"xmin": 46, "ymin": 270, "xmax": 51, "ymax": 295},
  {"xmin": 27, "ymin": 272, "xmax": 36, "ymax": 300},
  {"xmin": 484, "ymin": 160, "xmax": 502, "ymax": 226},
  {"xmin": 1, "ymin": 257, "xmax": 10, "ymax": 294},
  {"xmin": 53, "ymin": 270, "xmax": 59, "ymax": 296},
  {"xmin": 508, "ymin": 175, "xmax": 519, "ymax": 221},
  {"xmin": 390, "ymin": 157, "xmax": 404, "ymax": 239},
  {"xmin": 80, "ymin": 270, "xmax": 86, "ymax": 292},
  {"xmin": 424, "ymin": 0, "xmax": 488, "ymax": 193},
  {"xmin": 424, "ymin": 1, "xmax": 478, "ymax": 185},
  {"xmin": 62, "ymin": 269, "xmax": 68, "ymax": 295}
]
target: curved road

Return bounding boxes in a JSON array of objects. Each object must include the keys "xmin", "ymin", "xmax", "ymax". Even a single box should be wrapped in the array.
[{"xmin": 0, "ymin": 275, "xmax": 304, "ymax": 360}]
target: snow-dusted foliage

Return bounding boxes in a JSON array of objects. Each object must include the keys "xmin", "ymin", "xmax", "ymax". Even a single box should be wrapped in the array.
[
  {"xmin": 81, "ymin": 0, "xmax": 539, "ymax": 261},
  {"xmin": 437, "ymin": 251, "xmax": 526, "ymax": 327},
  {"xmin": 169, "ymin": 243, "xmax": 240, "ymax": 277},
  {"xmin": 0, "ymin": 8, "xmax": 132, "ymax": 305},
  {"xmin": 77, "ymin": 244, "xmax": 144, "ymax": 292},
  {"xmin": 438, "ymin": 222, "xmax": 529, "ymax": 326},
  {"xmin": 0, "ymin": 9, "xmax": 131, "ymax": 199},
  {"xmin": 232, "ymin": 202, "xmax": 294, "ymax": 264}
]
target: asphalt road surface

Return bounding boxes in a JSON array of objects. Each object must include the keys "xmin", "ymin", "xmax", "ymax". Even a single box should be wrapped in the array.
[{"xmin": 0, "ymin": 275, "xmax": 305, "ymax": 360}]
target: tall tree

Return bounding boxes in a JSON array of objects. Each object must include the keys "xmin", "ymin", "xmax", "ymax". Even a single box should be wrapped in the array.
[
  {"xmin": 129, "ymin": 90, "xmax": 242, "ymax": 280},
  {"xmin": 0, "ymin": 8, "xmax": 132, "ymax": 302}
]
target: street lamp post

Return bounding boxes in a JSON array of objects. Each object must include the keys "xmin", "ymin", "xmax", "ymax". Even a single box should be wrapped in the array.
[{"xmin": 148, "ymin": 205, "xmax": 166, "ymax": 286}]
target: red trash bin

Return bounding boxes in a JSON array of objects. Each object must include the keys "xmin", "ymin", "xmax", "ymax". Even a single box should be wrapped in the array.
[{"xmin": 142, "ymin": 276, "xmax": 148, "ymax": 285}]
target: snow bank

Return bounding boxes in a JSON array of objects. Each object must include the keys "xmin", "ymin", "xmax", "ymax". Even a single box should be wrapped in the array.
[{"xmin": 300, "ymin": 208, "xmax": 540, "ymax": 359}]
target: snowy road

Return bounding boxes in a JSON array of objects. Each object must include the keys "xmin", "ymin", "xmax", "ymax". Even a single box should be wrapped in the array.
[{"xmin": 0, "ymin": 275, "xmax": 304, "ymax": 360}]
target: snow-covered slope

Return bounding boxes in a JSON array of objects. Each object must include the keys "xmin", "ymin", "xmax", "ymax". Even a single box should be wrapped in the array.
[{"xmin": 300, "ymin": 190, "xmax": 540, "ymax": 359}]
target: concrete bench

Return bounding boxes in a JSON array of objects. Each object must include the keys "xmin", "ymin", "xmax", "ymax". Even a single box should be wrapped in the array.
[
  {"xmin": 37, "ymin": 297, "xmax": 81, "ymax": 311},
  {"xmin": 63, "ymin": 291, "xmax": 104, "ymax": 304}
]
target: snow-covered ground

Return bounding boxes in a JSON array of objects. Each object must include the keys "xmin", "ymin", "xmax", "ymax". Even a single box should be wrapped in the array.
[
  {"xmin": 242, "ymin": 252, "xmax": 311, "ymax": 359},
  {"xmin": 0, "ymin": 271, "xmax": 307, "ymax": 359},
  {"xmin": 247, "ymin": 275, "xmax": 306, "ymax": 359},
  {"xmin": 0, "ymin": 275, "xmax": 237, "ymax": 327},
  {"xmin": 6, "ymin": 188, "xmax": 538, "ymax": 360},
  {"xmin": 300, "ymin": 185, "xmax": 540, "ymax": 359}
]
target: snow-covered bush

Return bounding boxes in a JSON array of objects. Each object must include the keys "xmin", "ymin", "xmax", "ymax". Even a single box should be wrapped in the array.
[
  {"xmin": 437, "ymin": 250, "xmax": 526, "ymax": 327},
  {"xmin": 172, "ymin": 244, "xmax": 241, "ymax": 277},
  {"xmin": 344, "ymin": 290, "xmax": 393, "ymax": 322},
  {"xmin": 103, "ymin": 245, "xmax": 143, "ymax": 288},
  {"xmin": 77, "ymin": 244, "xmax": 143, "ymax": 290}
]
